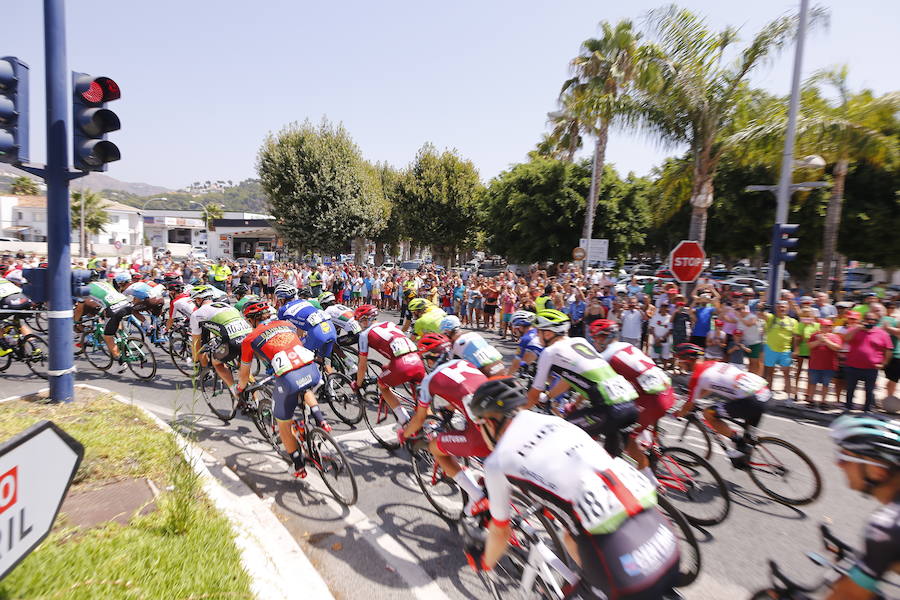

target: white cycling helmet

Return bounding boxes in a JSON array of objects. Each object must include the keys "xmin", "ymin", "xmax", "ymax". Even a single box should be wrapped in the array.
[
  {"xmin": 831, "ymin": 414, "xmax": 900, "ymax": 467},
  {"xmin": 190, "ymin": 285, "xmax": 215, "ymax": 301},
  {"xmin": 438, "ymin": 315, "xmax": 462, "ymax": 334},
  {"xmin": 274, "ymin": 283, "xmax": 297, "ymax": 300},
  {"xmin": 510, "ymin": 310, "xmax": 536, "ymax": 327}
]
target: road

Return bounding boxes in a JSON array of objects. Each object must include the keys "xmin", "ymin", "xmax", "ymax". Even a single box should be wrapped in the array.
[{"xmin": 1, "ymin": 311, "xmax": 889, "ymax": 599}]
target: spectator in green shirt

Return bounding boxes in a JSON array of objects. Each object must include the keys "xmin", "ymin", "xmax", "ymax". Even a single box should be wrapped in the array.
[
  {"xmin": 209, "ymin": 259, "xmax": 232, "ymax": 292},
  {"xmin": 792, "ymin": 307, "xmax": 820, "ymax": 394},
  {"xmin": 763, "ymin": 300, "xmax": 798, "ymax": 399}
]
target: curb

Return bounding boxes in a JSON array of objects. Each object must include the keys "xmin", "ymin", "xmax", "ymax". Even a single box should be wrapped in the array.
[{"xmin": 5, "ymin": 384, "xmax": 335, "ymax": 600}]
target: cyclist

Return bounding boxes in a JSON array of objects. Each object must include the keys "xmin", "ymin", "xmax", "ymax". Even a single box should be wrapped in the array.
[
  {"xmin": 189, "ymin": 285, "xmax": 253, "ymax": 396},
  {"xmin": 236, "ymin": 301, "xmax": 329, "ymax": 478},
  {"xmin": 123, "ymin": 274, "xmax": 166, "ymax": 336},
  {"xmin": 590, "ymin": 319, "xmax": 675, "ymax": 479},
  {"xmin": 829, "ymin": 414, "xmax": 900, "ymax": 599},
  {"xmin": 505, "ymin": 310, "xmax": 541, "ymax": 377},
  {"xmin": 73, "ymin": 272, "xmax": 135, "ymax": 366},
  {"xmin": 409, "ymin": 298, "xmax": 446, "ymax": 340},
  {"xmin": 399, "ymin": 333, "xmax": 490, "ymax": 516},
  {"xmin": 525, "ymin": 309, "xmax": 639, "ymax": 457},
  {"xmin": 673, "ymin": 342, "xmax": 771, "ymax": 465},
  {"xmin": 166, "ymin": 281, "xmax": 195, "ymax": 331},
  {"xmin": 437, "ymin": 315, "xmax": 505, "ymax": 377},
  {"xmin": 351, "ymin": 304, "xmax": 424, "ymax": 427},
  {"xmin": 0, "ymin": 276, "xmax": 33, "ymax": 337},
  {"xmin": 233, "ymin": 284, "xmax": 260, "ymax": 313},
  {"xmin": 466, "ymin": 377, "xmax": 680, "ymax": 598},
  {"xmin": 317, "ymin": 291, "xmax": 362, "ymax": 341},
  {"xmin": 276, "ymin": 284, "xmax": 338, "ymax": 371}
]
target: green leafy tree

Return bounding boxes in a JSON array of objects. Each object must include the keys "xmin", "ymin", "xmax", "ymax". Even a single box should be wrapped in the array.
[
  {"xmin": 10, "ymin": 176, "xmax": 38, "ymax": 196},
  {"xmin": 398, "ymin": 144, "xmax": 482, "ymax": 266},
  {"xmin": 633, "ymin": 4, "xmax": 826, "ymax": 246},
  {"xmin": 839, "ymin": 160, "xmax": 900, "ymax": 269},
  {"xmin": 256, "ymin": 119, "xmax": 386, "ymax": 254},
  {"xmin": 203, "ymin": 202, "xmax": 224, "ymax": 226},
  {"xmin": 70, "ymin": 189, "xmax": 110, "ymax": 251}
]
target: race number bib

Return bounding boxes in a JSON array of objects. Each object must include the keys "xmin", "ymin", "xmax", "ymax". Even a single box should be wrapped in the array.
[
  {"xmin": 602, "ymin": 376, "xmax": 637, "ymax": 404},
  {"xmin": 471, "ymin": 346, "xmax": 502, "ymax": 367},
  {"xmin": 736, "ymin": 372, "xmax": 767, "ymax": 395},
  {"xmin": 0, "ymin": 281, "xmax": 19, "ymax": 298},
  {"xmin": 390, "ymin": 336, "xmax": 417, "ymax": 357},
  {"xmin": 574, "ymin": 474, "xmax": 624, "ymax": 534},
  {"xmin": 348, "ymin": 322, "xmax": 362, "ymax": 334},
  {"xmin": 306, "ymin": 311, "xmax": 325, "ymax": 327},
  {"xmin": 271, "ymin": 344, "xmax": 315, "ymax": 376},
  {"xmin": 636, "ymin": 368, "xmax": 670, "ymax": 395},
  {"xmin": 109, "ymin": 300, "xmax": 131, "ymax": 313},
  {"xmin": 225, "ymin": 319, "xmax": 251, "ymax": 337}
]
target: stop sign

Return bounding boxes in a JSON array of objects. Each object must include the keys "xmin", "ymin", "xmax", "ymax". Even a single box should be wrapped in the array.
[{"xmin": 669, "ymin": 240, "xmax": 706, "ymax": 283}]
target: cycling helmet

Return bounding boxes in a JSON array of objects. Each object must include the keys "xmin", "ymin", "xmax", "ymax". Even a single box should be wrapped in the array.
[
  {"xmin": 274, "ymin": 283, "xmax": 297, "ymax": 300},
  {"xmin": 674, "ymin": 342, "xmax": 704, "ymax": 359},
  {"xmin": 131, "ymin": 272, "xmax": 143, "ymax": 281},
  {"xmin": 162, "ymin": 272, "xmax": 180, "ymax": 282},
  {"xmin": 589, "ymin": 319, "xmax": 619, "ymax": 337},
  {"xmin": 831, "ymin": 414, "xmax": 900, "ymax": 467},
  {"xmin": 190, "ymin": 285, "xmax": 215, "ymax": 301},
  {"xmin": 510, "ymin": 310, "xmax": 535, "ymax": 327},
  {"xmin": 114, "ymin": 272, "xmax": 131, "ymax": 284},
  {"xmin": 317, "ymin": 292, "xmax": 336, "ymax": 308},
  {"xmin": 408, "ymin": 298, "xmax": 429, "ymax": 312},
  {"xmin": 354, "ymin": 304, "xmax": 379, "ymax": 321},
  {"xmin": 469, "ymin": 377, "xmax": 527, "ymax": 421},
  {"xmin": 242, "ymin": 301, "xmax": 271, "ymax": 320},
  {"xmin": 534, "ymin": 309, "xmax": 570, "ymax": 333},
  {"xmin": 438, "ymin": 315, "xmax": 462, "ymax": 334},
  {"xmin": 232, "ymin": 284, "xmax": 250, "ymax": 298},
  {"xmin": 297, "ymin": 288, "xmax": 313, "ymax": 299},
  {"xmin": 417, "ymin": 333, "xmax": 452, "ymax": 358},
  {"xmin": 88, "ymin": 269, "xmax": 101, "ymax": 282}
]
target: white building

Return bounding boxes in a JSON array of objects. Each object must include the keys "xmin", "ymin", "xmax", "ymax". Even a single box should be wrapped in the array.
[
  {"xmin": 0, "ymin": 194, "xmax": 143, "ymax": 246},
  {"xmin": 141, "ymin": 209, "xmax": 271, "ymax": 251}
]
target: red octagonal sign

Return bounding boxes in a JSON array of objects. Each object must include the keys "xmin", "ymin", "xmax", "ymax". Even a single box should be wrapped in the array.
[{"xmin": 669, "ymin": 240, "xmax": 706, "ymax": 283}]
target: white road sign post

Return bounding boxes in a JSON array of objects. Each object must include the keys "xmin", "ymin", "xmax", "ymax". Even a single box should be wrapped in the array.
[
  {"xmin": 579, "ymin": 238, "xmax": 609, "ymax": 264},
  {"xmin": 0, "ymin": 421, "xmax": 83, "ymax": 580}
]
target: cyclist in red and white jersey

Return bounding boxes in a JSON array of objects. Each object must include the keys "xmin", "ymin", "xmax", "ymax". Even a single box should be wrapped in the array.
[
  {"xmin": 590, "ymin": 319, "xmax": 675, "ymax": 478},
  {"xmin": 674, "ymin": 342, "xmax": 771, "ymax": 464},
  {"xmin": 352, "ymin": 304, "xmax": 425, "ymax": 426},
  {"xmin": 400, "ymin": 333, "xmax": 490, "ymax": 516},
  {"xmin": 166, "ymin": 282, "xmax": 195, "ymax": 330}
]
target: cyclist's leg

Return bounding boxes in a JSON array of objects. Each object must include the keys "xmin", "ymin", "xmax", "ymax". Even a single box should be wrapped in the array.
[
  {"xmin": 296, "ymin": 365, "xmax": 326, "ymax": 427},
  {"xmin": 273, "ymin": 370, "xmax": 306, "ymax": 476},
  {"xmin": 430, "ymin": 420, "xmax": 491, "ymax": 510},
  {"xmin": 211, "ymin": 338, "xmax": 240, "ymax": 390},
  {"xmin": 103, "ymin": 307, "xmax": 128, "ymax": 359},
  {"xmin": 377, "ymin": 357, "xmax": 424, "ymax": 424}
]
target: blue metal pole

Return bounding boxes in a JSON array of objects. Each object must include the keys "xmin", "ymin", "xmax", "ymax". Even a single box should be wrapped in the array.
[{"xmin": 43, "ymin": 0, "xmax": 75, "ymax": 401}]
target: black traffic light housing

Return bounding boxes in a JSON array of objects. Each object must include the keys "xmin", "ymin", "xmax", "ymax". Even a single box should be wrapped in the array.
[
  {"xmin": 774, "ymin": 223, "xmax": 800, "ymax": 262},
  {"xmin": 0, "ymin": 57, "xmax": 30, "ymax": 165},
  {"xmin": 72, "ymin": 72, "xmax": 121, "ymax": 171}
]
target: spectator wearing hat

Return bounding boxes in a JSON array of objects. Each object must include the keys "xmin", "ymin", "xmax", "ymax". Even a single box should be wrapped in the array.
[
  {"xmin": 806, "ymin": 319, "xmax": 842, "ymax": 407},
  {"xmin": 671, "ymin": 298, "xmax": 691, "ymax": 346},
  {"xmin": 649, "ymin": 303, "xmax": 673, "ymax": 368},
  {"xmin": 763, "ymin": 300, "xmax": 798, "ymax": 399},
  {"xmin": 725, "ymin": 329, "xmax": 749, "ymax": 370},
  {"xmin": 792, "ymin": 307, "xmax": 820, "ymax": 393},
  {"xmin": 798, "ymin": 295, "xmax": 819, "ymax": 318},
  {"xmin": 705, "ymin": 318, "xmax": 727, "ymax": 361},
  {"xmin": 689, "ymin": 284, "xmax": 719, "ymax": 348},
  {"xmin": 842, "ymin": 309, "xmax": 893, "ymax": 411},
  {"xmin": 736, "ymin": 300, "xmax": 763, "ymax": 375},
  {"xmin": 834, "ymin": 301, "xmax": 854, "ymax": 327}
]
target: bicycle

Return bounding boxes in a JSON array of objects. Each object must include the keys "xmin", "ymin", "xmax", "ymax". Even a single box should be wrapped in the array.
[
  {"xmin": 241, "ymin": 375, "xmax": 358, "ymax": 506},
  {"xmin": 662, "ymin": 404, "xmax": 822, "ymax": 506},
  {"xmin": 749, "ymin": 523, "xmax": 897, "ymax": 599},
  {"xmin": 643, "ymin": 424, "xmax": 731, "ymax": 527},
  {"xmin": 167, "ymin": 318, "xmax": 195, "ymax": 377},
  {"xmin": 193, "ymin": 344, "xmax": 240, "ymax": 422},
  {"xmin": 0, "ymin": 317, "xmax": 49, "ymax": 378},
  {"xmin": 359, "ymin": 374, "xmax": 418, "ymax": 450},
  {"xmin": 79, "ymin": 316, "xmax": 157, "ymax": 380}
]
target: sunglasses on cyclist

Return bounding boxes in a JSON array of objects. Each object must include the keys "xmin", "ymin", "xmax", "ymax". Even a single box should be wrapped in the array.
[{"xmin": 834, "ymin": 450, "xmax": 888, "ymax": 469}]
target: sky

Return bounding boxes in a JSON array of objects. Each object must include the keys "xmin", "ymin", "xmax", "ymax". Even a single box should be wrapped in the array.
[{"xmin": 5, "ymin": 0, "xmax": 899, "ymax": 190}]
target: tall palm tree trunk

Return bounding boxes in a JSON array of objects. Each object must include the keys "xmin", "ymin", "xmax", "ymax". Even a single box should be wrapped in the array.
[
  {"xmin": 582, "ymin": 122, "xmax": 609, "ymax": 255},
  {"xmin": 688, "ymin": 171, "xmax": 714, "ymax": 246},
  {"xmin": 818, "ymin": 158, "xmax": 849, "ymax": 294}
]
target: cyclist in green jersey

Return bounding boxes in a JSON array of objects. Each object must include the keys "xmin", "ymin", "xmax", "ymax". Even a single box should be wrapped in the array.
[{"xmin": 73, "ymin": 272, "xmax": 135, "ymax": 365}]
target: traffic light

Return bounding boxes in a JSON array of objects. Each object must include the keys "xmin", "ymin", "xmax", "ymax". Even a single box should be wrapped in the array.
[
  {"xmin": 71, "ymin": 72, "xmax": 121, "ymax": 171},
  {"xmin": 0, "ymin": 57, "xmax": 29, "ymax": 165},
  {"xmin": 774, "ymin": 223, "xmax": 800, "ymax": 262}
]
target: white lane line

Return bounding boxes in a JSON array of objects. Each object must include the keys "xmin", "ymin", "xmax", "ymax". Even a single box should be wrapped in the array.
[{"xmin": 335, "ymin": 423, "xmax": 395, "ymax": 443}]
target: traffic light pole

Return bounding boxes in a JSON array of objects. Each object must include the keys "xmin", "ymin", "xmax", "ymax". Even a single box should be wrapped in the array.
[
  {"xmin": 767, "ymin": 0, "xmax": 809, "ymax": 307},
  {"xmin": 42, "ymin": 0, "xmax": 76, "ymax": 401}
]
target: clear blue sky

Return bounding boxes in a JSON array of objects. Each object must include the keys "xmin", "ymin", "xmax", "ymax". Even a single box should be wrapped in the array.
[{"xmin": 6, "ymin": 0, "xmax": 899, "ymax": 190}]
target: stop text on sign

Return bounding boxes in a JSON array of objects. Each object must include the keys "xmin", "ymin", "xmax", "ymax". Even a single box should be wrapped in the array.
[{"xmin": 673, "ymin": 257, "xmax": 704, "ymax": 267}]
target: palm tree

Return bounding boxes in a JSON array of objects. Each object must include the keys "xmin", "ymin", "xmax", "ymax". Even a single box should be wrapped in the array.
[
  {"xmin": 70, "ymin": 189, "xmax": 110, "ymax": 253},
  {"xmin": 558, "ymin": 20, "xmax": 664, "ymax": 245},
  {"xmin": 634, "ymin": 4, "xmax": 826, "ymax": 246},
  {"xmin": 10, "ymin": 176, "xmax": 39, "ymax": 196},
  {"xmin": 204, "ymin": 202, "xmax": 224, "ymax": 228}
]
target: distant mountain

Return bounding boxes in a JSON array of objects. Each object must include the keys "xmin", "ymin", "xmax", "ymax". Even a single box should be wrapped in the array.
[{"xmin": 0, "ymin": 164, "xmax": 171, "ymax": 196}]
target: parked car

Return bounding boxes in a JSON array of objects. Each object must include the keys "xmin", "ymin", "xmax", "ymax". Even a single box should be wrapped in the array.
[
  {"xmin": 843, "ymin": 268, "xmax": 876, "ymax": 292},
  {"xmin": 380, "ymin": 261, "xmax": 395, "ymax": 269},
  {"xmin": 654, "ymin": 268, "xmax": 676, "ymax": 281},
  {"xmin": 399, "ymin": 260, "xmax": 423, "ymax": 271},
  {"xmin": 709, "ymin": 269, "xmax": 736, "ymax": 280},
  {"xmin": 720, "ymin": 277, "xmax": 769, "ymax": 292}
]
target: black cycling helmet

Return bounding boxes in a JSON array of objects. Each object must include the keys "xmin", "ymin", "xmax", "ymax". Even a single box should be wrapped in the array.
[
  {"xmin": 297, "ymin": 288, "xmax": 313, "ymax": 299},
  {"xmin": 469, "ymin": 377, "xmax": 527, "ymax": 422},
  {"xmin": 674, "ymin": 342, "xmax": 704, "ymax": 360},
  {"xmin": 233, "ymin": 284, "xmax": 250, "ymax": 298}
]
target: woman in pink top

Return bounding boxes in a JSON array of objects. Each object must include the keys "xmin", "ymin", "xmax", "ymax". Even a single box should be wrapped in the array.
[
  {"xmin": 842, "ymin": 312, "xmax": 893, "ymax": 411},
  {"xmin": 499, "ymin": 288, "xmax": 517, "ymax": 339}
]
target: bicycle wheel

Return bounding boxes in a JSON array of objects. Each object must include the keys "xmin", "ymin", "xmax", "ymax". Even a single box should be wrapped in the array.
[
  {"xmin": 361, "ymin": 390, "xmax": 399, "ymax": 449},
  {"xmin": 654, "ymin": 446, "xmax": 731, "ymax": 526},
  {"xmin": 659, "ymin": 415, "xmax": 713, "ymax": 460},
  {"xmin": 28, "ymin": 308, "xmax": 47, "ymax": 333},
  {"xmin": 250, "ymin": 386, "xmax": 280, "ymax": 450},
  {"xmin": 199, "ymin": 367, "xmax": 237, "ymax": 422},
  {"xmin": 21, "ymin": 334, "xmax": 50, "ymax": 379},
  {"xmin": 655, "ymin": 495, "xmax": 701, "ymax": 587},
  {"xmin": 747, "ymin": 437, "xmax": 822, "ymax": 506},
  {"xmin": 81, "ymin": 330, "xmax": 113, "ymax": 370},
  {"xmin": 410, "ymin": 422, "xmax": 465, "ymax": 519},
  {"xmin": 168, "ymin": 329, "xmax": 194, "ymax": 377},
  {"xmin": 121, "ymin": 316, "xmax": 146, "ymax": 342},
  {"xmin": 0, "ymin": 338, "xmax": 12, "ymax": 371},
  {"xmin": 307, "ymin": 427, "xmax": 358, "ymax": 506},
  {"xmin": 323, "ymin": 372, "xmax": 364, "ymax": 425},
  {"xmin": 123, "ymin": 336, "xmax": 157, "ymax": 380}
]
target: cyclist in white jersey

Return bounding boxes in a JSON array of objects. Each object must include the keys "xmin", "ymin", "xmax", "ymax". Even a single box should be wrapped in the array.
[
  {"xmin": 437, "ymin": 315, "xmax": 505, "ymax": 377},
  {"xmin": 466, "ymin": 377, "xmax": 680, "ymax": 599},
  {"xmin": 526, "ymin": 310, "xmax": 639, "ymax": 456}
]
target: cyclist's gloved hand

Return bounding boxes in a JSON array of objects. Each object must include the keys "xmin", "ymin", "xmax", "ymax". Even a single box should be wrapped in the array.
[
  {"xmin": 350, "ymin": 381, "xmax": 360, "ymax": 393},
  {"xmin": 396, "ymin": 425, "xmax": 408, "ymax": 446}
]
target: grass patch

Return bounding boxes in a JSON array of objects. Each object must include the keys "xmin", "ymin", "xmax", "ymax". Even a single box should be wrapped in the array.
[{"xmin": 0, "ymin": 394, "xmax": 253, "ymax": 600}]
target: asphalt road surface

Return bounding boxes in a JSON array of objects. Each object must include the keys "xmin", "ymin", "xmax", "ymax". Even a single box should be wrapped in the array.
[{"xmin": 2, "ymin": 311, "xmax": 892, "ymax": 599}]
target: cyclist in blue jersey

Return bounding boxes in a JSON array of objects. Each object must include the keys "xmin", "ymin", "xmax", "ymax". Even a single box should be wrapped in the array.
[
  {"xmin": 273, "ymin": 283, "xmax": 338, "ymax": 370},
  {"xmin": 505, "ymin": 310, "xmax": 542, "ymax": 376}
]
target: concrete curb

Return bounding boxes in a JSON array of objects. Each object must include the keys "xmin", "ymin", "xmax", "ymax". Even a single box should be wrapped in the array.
[{"xmin": 4, "ymin": 384, "xmax": 335, "ymax": 600}]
